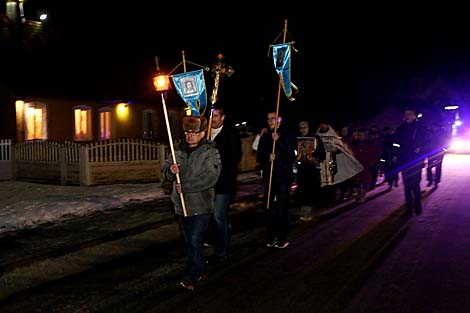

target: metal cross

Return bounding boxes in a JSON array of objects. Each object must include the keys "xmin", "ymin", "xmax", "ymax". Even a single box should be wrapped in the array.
[
  {"xmin": 210, "ymin": 53, "xmax": 234, "ymax": 105},
  {"xmin": 206, "ymin": 53, "xmax": 234, "ymax": 139}
]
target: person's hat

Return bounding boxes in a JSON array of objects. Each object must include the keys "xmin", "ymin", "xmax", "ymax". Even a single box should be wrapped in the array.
[{"xmin": 182, "ymin": 116, "xmax": 207, "ymax": 132}]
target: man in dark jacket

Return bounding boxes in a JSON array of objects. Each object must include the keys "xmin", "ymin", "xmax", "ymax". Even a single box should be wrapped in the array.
[
  {"xmin": 257, "ymin": 111, "xmax": 296, "ymax": 249},
  {"xmin": 426, "ymin": 123, "xmax": 448, "ymax": 187},
  {"xmin": 162, "ymin": 116, "xmax": 221, "ymax": 291},
  {"xmin": 205, "ymin": 106, "xmax": 242, "ymax": 264},
  {"xmin": 393, "ymin": 107, "xmax": 428, "ymax": 215}
]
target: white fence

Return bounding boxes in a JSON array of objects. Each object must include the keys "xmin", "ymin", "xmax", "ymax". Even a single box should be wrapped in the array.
[
  {"xmin": 13, "ymin": 139, "xmax": 166, "ymax": 186},
  {"xmin": 0, "ymin": 139, "xmax": 12, "ymax": 180},
  {"xmin": 2, "ymin": 135, "xmax": 257, "ymax": 185}
]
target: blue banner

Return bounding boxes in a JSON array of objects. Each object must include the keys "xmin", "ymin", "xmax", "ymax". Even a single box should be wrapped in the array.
[
  {"xmin": 171, "ymin": 70, "xmax": 208, "ymax": 116},
  {"xmin": 273, "ymin": 43, "xmax": 296, "ymax": 101}
]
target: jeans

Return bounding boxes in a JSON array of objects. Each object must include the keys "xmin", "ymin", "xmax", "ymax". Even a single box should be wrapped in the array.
[
  {"xmin": 178, "ymin": 213, "xmax": 211, "ymax": 284},
  {"xmin": 213, "ymin": 194, "xmax": 231, "ymax": 257}
]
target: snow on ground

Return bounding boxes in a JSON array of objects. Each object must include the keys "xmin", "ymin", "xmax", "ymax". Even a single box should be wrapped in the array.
[
  {"xmin": 0, "ymin": 172, "xmax": 260, "ymax": 235},
  {"xmin": 0, "ymin": 180, "xmax": 166, "ymax": 234}
]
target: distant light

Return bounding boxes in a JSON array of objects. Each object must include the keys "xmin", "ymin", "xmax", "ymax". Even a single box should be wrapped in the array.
[
  {"xmin": 454, "ymin": 120, "xmax": 463, "ymax": 127},
  {"xmin": 449, "ymin": 138, "xmax": 469, "ymax": 152},
  {"xmin": 445, "ymin": 105, "xmax": 459, "ymax": 110},
  {"xmin": 393, "ymin": 143, "xmax": 400, "ymax": 148},
  {"xmin": 241, "ymin": 121, "xmax": 247, "ymax": 125},
  {"xmin": 417, "ymin": 113, "xmax": 423, "ymax": 118},
  {"xmin": 235, "ymin": 123, "xmax": 240, "ymax": 127},
  {"xmin": 39, "ymin": 13, "xmax": 48, "ymax": 21}
]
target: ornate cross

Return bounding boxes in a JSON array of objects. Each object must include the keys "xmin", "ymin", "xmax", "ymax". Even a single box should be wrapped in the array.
[
  {"xmin": 210, "ymin": 53, "xmax": 234, "ymax": 105},
  {"xmin": 207, "ymin": 53, "xmax": 234, "ymax": 139}
]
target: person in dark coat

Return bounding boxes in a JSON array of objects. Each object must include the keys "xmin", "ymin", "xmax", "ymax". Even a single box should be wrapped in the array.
[
  {"xmin": 205, "ymin": 106, "xmax": 242, "ymax": 264},
  {"xmin": 162, "ymin": 116, "xmax": 221, "ymax": 291},
  {"xmin": 257, "ymin": 111, "xmax": 296, "ymax": 249},
  {"xmin": 393, "ymin": 107, "xmax": 428, "ymax": 215},
  {"xmin": 349, "ymin": 128, "xmax": 378, "ymax": 202},
  {"xmin": 295, "ymin": 121, "xmax": 326, "ymax": 222},
  {"xmin": 425, "ymin": 123, "xmax": 448, "ymax": 187}
]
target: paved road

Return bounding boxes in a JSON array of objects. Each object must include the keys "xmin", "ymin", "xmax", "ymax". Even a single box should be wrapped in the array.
[
  {"xmin": 0, "ymin": 154, "xmax": 468, "ymax": 312},
  {"xmin": 345, "ymin": 153, "xmax": 470, "ymax": 313}
]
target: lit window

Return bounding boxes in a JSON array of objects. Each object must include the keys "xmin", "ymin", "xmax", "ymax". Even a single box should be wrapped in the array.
[
  {"xmin": 23, "ymin": 102, "xmax": 47, "ymax": 140},
  {"xmin": 73, "ymin": 106, "xmax": 92, "ymax": 141},
  {"xmin": 99, "ymin": 110, "xmax": 112, "ymax": 139}
]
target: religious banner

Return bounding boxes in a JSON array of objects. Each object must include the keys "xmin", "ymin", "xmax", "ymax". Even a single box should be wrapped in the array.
[
  {"xmin": 296, "ymin": 137, "xmax": 318, "ymax": 162},
  {"xmin": 272, "ymin": 43, "xmax": 297, "ymax": 101},
  {"xmin": 171, "ymin": 69, "xmax": 208, "ymax": 116}
]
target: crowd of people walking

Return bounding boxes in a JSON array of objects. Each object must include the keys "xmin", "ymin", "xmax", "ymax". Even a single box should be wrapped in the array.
[{"xmin": 163, "ymin": 105, "xmax": 451, "ymax": 291}]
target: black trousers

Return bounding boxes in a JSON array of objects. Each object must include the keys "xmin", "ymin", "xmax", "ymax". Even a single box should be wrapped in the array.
[
  {"xmin": 263, "ymin": 181, "xmax": 291, "ymax": 243},
  {"xmin": 402, "ymin": 168, "xmax": 422, "ymax": 212},
  {"xmin": 427, "ymin": 159, "xmax": 443, "ymax": 184}
]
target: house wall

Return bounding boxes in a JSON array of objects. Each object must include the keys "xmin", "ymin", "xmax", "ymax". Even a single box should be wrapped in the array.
[{"xmin": 18, "ymin": 97, "xmax": 173, "ymax": 142}]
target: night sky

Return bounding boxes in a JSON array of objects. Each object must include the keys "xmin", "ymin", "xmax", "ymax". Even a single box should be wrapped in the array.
[{"xmin": 7, "ymin": 2, "xmax": 470, "ymax": 131}]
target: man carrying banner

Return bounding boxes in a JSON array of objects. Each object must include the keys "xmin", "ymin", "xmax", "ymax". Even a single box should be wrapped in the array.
[
  {"xmin": 162, "ymin": 116, "xmax": 221, "ymax": 291},
  {"xmin": 257, "ymin": 111, "xmax": 296, "ymax": 249}
]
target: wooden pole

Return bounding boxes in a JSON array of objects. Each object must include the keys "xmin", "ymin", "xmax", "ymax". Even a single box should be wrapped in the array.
[
  {"xmin": 267, "ymin": 19, "xmax": 288, "ymax": 210},
  {"xmin": 182, "ymin": 50, "xmax": 187, "ymax": 72},
  {"xmin": 206, "ymin": 108, "xmax": 214, "ymax": 140},
  {"xmin": 161, "ymin": 93, "xmax": 188, "ymax": 217}
]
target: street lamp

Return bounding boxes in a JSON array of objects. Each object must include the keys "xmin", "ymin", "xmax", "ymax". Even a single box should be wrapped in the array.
[{"xmin": 153, "ymin": 59, "xmax": 188, "ymax": 217}]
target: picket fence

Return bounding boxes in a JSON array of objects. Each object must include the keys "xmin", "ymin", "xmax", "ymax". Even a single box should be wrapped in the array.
[
  {"xmin": 13, "ymin": 138, "xmax": 167, "ymax": 186},
  {"xmin": 1, "ymin": 135, "xmax": 258, "ymax": 186},
  {"xmin": 0, "ymin": 139, "xmax": 12, "ymax": 180}
]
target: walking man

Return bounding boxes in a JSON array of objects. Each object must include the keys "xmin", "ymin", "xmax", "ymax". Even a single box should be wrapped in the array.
[
  {"xmin": 206, "ymin": 106, "xmax": 242, "ymax": 264},
  {"xmin": 162, "ymin": 116, "xmax": 221, "ymax": 291},
  {"xmin": 393, "ymin": 107, "xmax": 428, "ymax": 215},
  {"xmin": 257, "ymin": 111, "xmax": 296, "ymax": 249}
]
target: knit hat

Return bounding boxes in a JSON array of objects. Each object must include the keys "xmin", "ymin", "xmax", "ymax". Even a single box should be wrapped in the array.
[{"xmin": 182, "ymin": 116, "xmax": 207, "ymax": 132}]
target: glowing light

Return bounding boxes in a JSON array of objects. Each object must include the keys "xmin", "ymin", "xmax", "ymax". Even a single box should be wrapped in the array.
[
  {"xmin": 448, "ymin": 137, "xmax": 470, "ymax": 154},
  {"xmin": 39, "ymin": 13, "xmax": 47, "ymax": 21},
  {"xmin": 116, "ymin": 103, "xmax": 129, "ymax": 121},
  {"xmin": 118, "ymin": 103, "xmax": 127, "ymax": 112},
  {"xmin": 454, "ymin": 120, "xmax": 463, "ymax": 127},
  {"xmin": 445, "ymin": 105, "xmax": 459, "ymax": 110},
  {"xmin": 153, "ymin": 74, "xmax": 170, "ymax": 92}
]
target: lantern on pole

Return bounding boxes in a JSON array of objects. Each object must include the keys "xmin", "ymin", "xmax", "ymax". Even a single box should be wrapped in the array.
[{"xmin": 153, "ymin": 56, "xmax": 188, "ymax": 217}]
